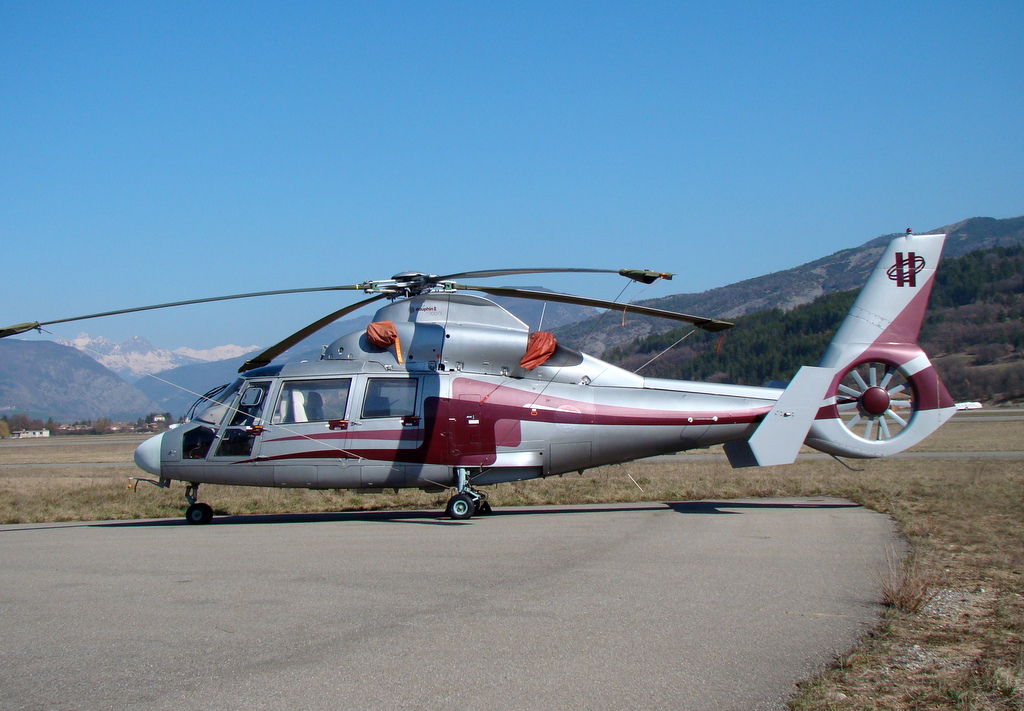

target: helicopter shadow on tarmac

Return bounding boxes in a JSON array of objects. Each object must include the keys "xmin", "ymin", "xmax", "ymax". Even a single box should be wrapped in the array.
[
  {"xmin": 82, "ymin": 499, "xmax": 864, "ymax": 528},
  {"xmin": 665, "ymin": 499, "xmax": 863, "ymax": 515},
  {"xmin": 0, "ymin": 500, "xmax": 866, "ymax": 534},
  {"xmin": 89, "ymin": 505, "xmax": 658, "ymax": 527}
]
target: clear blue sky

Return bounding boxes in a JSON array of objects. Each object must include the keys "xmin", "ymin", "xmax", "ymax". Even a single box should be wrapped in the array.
[{"xmin": 3, "ymin": 1, "xmax": 1022, "ymax": 350}]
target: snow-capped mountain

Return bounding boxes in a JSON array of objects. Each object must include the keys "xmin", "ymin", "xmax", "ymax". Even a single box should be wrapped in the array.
[{"xmin": 57, "ymin": 333, "xmax": 260, "ymax": 381}]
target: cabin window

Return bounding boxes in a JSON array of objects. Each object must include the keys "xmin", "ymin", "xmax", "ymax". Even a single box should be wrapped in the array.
[
  {"xmin": 361, "ymin": 378, "xmax": 418, "ymax": 419},
  {"xmin": 274, "ymin": 379, "xmax": 351, "ymax": 423}
]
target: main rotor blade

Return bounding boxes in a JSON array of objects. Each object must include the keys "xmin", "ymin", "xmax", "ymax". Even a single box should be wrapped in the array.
[
  {"xmin": 459, "ymin": 285, "xmax": 733, "ymax": 332},
  {"xmin": 0, "ymin": 285, "xmax": 367, "ymax": 339},
  {"xmin": 439, "ymin": 268, "xmax": 618, "ymax": 281},
  {"xmin": 238, "ymin": 293, "xmax": 387, "ymax": 373},
  {"xmin": 438, "ymin": 268, "xmax": 674, "ymax": 284}
]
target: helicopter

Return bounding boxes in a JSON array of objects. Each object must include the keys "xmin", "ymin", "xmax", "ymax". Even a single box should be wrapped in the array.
[{"xmin": 2, "ymin": 232, "xmax": 956, "ymax": 524}]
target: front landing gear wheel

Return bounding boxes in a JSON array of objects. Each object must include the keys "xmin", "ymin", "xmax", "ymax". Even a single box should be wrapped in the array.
[
  {"xmin": 185, "ymin": 502, "xmax": 214, "ymax": 525},
  {"xmin": 446, "ymin": 493, "xmax": 475, "ymax": 520}
]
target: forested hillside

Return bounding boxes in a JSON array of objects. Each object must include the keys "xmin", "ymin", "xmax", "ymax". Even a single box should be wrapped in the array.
[
  {"xmin": 557, "ymin": 215, "xmax": 1024, "ymax": 355},
  {"xmin": 604, "ymin": 246, "xmax": 1024, "ymax": 403}
]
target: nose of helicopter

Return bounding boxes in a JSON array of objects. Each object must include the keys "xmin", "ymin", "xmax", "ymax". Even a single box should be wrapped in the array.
[{"xmin": 134, "ymin": 432, "xmax": 163, "ymax": 476}]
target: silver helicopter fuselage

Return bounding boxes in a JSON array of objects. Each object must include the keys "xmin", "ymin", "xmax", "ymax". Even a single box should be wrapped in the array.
[{"xmin": 135, "ymin": 292, "xmax": 780, "ymax": 491}]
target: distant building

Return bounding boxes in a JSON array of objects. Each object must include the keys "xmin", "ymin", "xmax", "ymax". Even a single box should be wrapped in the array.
[{"xmin": 12, "ymin": 429, "xmax": 50, "ymax": 438}]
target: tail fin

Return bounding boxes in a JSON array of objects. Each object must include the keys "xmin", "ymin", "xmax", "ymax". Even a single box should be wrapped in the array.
[
  {"xmin": 806, "ymin": 232, "xmax": 956, "ymax": 457},
  {"xmin": 725, "ymin": 232, "xmax": 956, "ymax": 467}
]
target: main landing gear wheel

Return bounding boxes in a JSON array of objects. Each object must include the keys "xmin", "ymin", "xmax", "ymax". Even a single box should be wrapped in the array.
[
  {"xmin": 446, "ymin": 493, "xmax": 475, "ymax": 520},
  {"xmin": 835, "ymin": 360, "xmax": 915, "ymax": 442},
  {"xmin": 446, "ymin": 467, "xmax": 491, "ymax": 520},
  {"xmin": 185, "ymin": 502, "xmax": 213, "ymax": 525}
]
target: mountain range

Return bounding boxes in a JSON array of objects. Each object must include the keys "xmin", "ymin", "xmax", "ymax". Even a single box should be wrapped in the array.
[
  {"xmin": 56, "ymin": 333, "xmax": 260, "ymax": 381},
  {"xmin": 0, "ymin": 340, "xmax": 162, "ymax": 422},
  {"xmin": 3, "ymin": 214, "xmax": 1022, "ymax": 421}
]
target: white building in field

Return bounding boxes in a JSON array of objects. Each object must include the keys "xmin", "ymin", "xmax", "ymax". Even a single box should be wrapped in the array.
[{"xmin": 12, "ymin": 429, "xmax": 50, "ymax": 438}]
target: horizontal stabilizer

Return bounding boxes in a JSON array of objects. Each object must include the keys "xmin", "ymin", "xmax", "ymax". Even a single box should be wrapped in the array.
[{"xmin": 724, "ymin": 366, "xmax": 834, "ymax": 468}]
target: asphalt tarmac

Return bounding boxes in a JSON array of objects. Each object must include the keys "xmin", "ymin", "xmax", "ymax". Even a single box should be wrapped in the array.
[{"xmin": 0, "ymin": 499, "xmax": 895, "ymax": 710}]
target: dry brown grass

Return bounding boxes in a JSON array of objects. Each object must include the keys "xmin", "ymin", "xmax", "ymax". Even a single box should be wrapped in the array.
[
  {"xmin": 907, "ymin": 418, "xmax": 1024, "ymax": 452},
  {"xmin": 875, "ymin": 545, "xmax": 939, "ymax": 614},
  {"xmin": 1, "ymin": 414, "xmax": 1023, "ymax": 709}
]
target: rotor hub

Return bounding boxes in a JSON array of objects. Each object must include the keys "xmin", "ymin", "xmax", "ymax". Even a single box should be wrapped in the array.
[{"xmin": 859, "ymin": 386, "xmax": 891, "ymax": 416}]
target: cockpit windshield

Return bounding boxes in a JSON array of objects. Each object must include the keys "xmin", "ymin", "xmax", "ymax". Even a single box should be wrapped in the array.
[{"xmin": 192, "ymin": 378, "xmax": 245, "ymax": 426}]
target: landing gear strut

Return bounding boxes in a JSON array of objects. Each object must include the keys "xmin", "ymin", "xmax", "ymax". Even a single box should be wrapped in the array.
[
  {"xmin": 444, "ymin": 468, "xmax": 491, "ymax": 520},
  {"xmin": 184, "ymin": 483, "xmax": 213, "ymax": 525}
]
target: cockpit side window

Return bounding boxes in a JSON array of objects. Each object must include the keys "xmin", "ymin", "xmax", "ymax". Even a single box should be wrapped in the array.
[
  {"xmin": 213, "ymin": 380, "xmax": 273, "ymax": 458},
  {"xmin": 193, "ymin": 379, "xmax": 244, "ymax": 426},
  {"xmin": 229, "ymin": 382, "xmax": 271, "ymax": 426},
  {"xmin": 274, "ymin": 379, "xmax": 351, "ymax": 424}
]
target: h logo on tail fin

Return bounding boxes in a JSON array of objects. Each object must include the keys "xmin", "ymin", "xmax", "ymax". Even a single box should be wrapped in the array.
[{"xmin": 887, "ymin": 252, "xmax": 925, "ymax": 287}]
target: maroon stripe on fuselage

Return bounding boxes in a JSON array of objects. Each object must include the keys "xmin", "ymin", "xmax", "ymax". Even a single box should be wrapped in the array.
[{"xmin": 252, "ymin": 379, "xmax": 771, "ymax": 466}]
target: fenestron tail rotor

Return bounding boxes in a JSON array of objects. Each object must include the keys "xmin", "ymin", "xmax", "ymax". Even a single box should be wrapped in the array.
[{"xmin": 835, "ymin": 361, "xmax": 915, "ymax": 441}]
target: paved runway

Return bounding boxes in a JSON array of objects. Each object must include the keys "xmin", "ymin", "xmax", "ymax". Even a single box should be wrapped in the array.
[{"xmin": 0, "ymin": 499, "xmax": 896, "ymax": 710}]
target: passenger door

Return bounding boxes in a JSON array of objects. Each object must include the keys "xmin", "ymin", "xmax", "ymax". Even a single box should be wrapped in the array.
[
  {"xmin": 348, "ymin": 376, "xmax": 424, "ymax": 488},
  {"xmin": 259, "ymin": 378, "xmax": 355, "ymax": 487}
]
